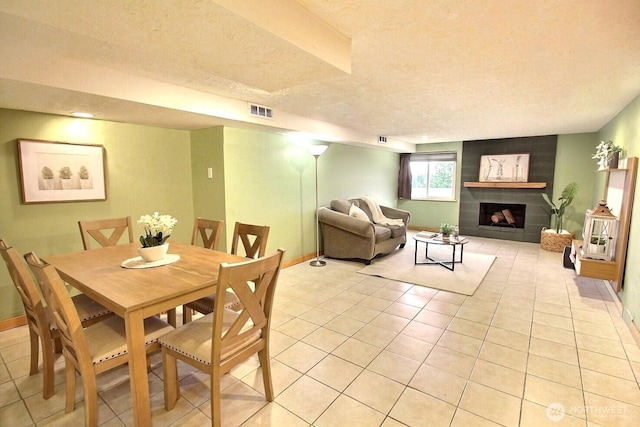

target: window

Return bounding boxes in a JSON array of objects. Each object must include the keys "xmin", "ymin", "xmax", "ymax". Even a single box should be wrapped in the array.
[{"xmin": 409, "ymin": 152, "xmax": 457, "ymax": 200}]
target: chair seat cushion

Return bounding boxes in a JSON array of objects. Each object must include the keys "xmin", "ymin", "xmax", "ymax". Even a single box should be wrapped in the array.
[
  {"xmin": 84, "ymin": 315, "xmax": 173, "ymax": 364},
  {"xmin": 48, "ymin": 294, "xmax": 111, "ymax": 332},
  {"xmin": 159, "ymin": 311, "xmax": 260, "ymax": 365},
  {"xmin": 187, "ymin": 291, "xmax": 241, "ymax": 313}
]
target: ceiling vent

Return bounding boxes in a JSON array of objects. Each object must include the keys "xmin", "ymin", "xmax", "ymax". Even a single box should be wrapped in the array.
[
  {"xmin": 249, "ymin": 103, "xmax": 273, "ymax": 119},
  {"xmin": 378, "ymin": 135, "xmax": 387, "ymax": 144}
]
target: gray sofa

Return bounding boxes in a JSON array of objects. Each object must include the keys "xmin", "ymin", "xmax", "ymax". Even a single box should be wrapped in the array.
[{"xmin": 318, "ymin": 198, "xmax": 411, "ymax": 264}]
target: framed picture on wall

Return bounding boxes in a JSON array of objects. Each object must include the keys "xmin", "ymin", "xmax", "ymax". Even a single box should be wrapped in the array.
[
  {"xmin": 18, "ymin": 139, "xmax": 107, "ymax": 204},
  {"xmin": 478, "ymin": 153, "xmax": 530, "ymax": 182}
]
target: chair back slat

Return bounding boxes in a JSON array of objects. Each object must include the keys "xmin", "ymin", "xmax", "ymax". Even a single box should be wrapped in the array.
[
  {"xmin": 78, "ymin": 216, "xmax": 134, "ymax": 250},
  {"xmin": 191, "ymin": 218, "xmax": 224, "ymax": 250},
  {"xmin": 214, "ymin": 249, "xmax": 284, "ymax": 357},
  {"xmin": 24, "ymin": 253, "xmax": 91, "ymax": 371},
  {"xmin": 231, "ymin": 222, "xmax": 270, "ymax": 259},
  {"xmin": 0, "ymin": 239, "xmax": 50, "ymax": 335}
]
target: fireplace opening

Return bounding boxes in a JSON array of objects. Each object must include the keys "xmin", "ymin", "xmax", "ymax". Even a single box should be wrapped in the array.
[{"xmin": 478, "ymin": 203, "xmax": 526, "ymax": 229}]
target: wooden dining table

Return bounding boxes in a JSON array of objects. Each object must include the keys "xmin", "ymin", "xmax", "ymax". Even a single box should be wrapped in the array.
[{"xmin": 43, "ymin": 241, "xmax": 247, "ymax": 426}]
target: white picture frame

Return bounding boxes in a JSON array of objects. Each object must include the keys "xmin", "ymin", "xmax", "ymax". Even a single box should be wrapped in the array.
[
  {"xmin": 478, "ymin": 153, "xmax": 529, "ymax": 182},
  {"xmin": 18, "ymin": 139, "xmax": 107, "ymax": 204}
]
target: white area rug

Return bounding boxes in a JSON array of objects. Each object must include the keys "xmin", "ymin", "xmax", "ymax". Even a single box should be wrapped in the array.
[{"xmin": 357, "ymin": 240, "xmax": 496, "ymax": 296}]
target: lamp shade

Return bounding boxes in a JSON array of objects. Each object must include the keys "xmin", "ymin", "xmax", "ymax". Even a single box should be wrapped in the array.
[{"xmin": 308, "ymin": 145, "xmax": 328, "ymax": 156}]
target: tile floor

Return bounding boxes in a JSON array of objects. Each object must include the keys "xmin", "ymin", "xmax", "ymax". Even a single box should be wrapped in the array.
[{"xmin": 2, "ymin": 236, "xmax": 640, "ymax": 426}]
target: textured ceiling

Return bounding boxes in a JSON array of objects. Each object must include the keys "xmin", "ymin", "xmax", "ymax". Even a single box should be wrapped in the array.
[{"xmin": 0, "ymin": 0, "xmax": 638, "ymax": 152}]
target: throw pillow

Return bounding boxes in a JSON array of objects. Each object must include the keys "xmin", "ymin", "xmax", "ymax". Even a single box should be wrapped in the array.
[
  {"xmin": 349, "ymin": 204, "xmax": 370, "ymax": 221},
  {"xmin": 330, "ymin": 199, "xmax": 352, "ymax": 215}
]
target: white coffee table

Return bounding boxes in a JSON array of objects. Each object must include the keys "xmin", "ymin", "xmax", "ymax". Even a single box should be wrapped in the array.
[{"xmin": 413, "ymin": 234, "xmax": 469, "ymax": 271}]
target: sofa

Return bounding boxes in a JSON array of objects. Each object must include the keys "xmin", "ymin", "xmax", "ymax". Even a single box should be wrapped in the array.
[{"xmin": 318, "ymin": 198, "xmax": 411, "ymax": 264}]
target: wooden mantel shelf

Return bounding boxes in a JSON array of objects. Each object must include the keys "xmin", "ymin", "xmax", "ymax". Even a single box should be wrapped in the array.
[{"xmin": 463, "ymin": 182, "xmax": 547, "ymax": 189}]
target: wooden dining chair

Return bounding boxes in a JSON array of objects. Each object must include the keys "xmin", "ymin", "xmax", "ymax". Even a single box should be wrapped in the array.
[
  {"xmin": 182, "ymin": 218, "xmax": 224, "ymax": 324},
  {"xmin": 160, "ymin": 248, "xmax": 285, "ymax": 427},
  {"xmin": 78, "ymin": 216, "xmax": 134, "ymax": 250},
  {"xmin": 24, "ymin": 252, "xmax": 174, "ymax": 427},
  {"xmin": 231, "ymin": 222, "xmax": 270, "ymax": 259},
  {"xmin": 191, "ymin": 217, "xmax": 224, "ymax": 250},
  {"xmin": 0, "ymin": 239, "xmax": 113, "ymax": 400},
  {"xmin": 182, "ymin": 222, "xmax": 270, "ymax": 324}
]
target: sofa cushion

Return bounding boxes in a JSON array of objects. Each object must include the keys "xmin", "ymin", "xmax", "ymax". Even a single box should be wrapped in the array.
[
  {"xmin": 353, "ymin": 198, "xmax": 374, "ymax": 220},
  {"xmin": 349, "ymin": 204, "xmax": 370, "ymax": 221},
  {"xmin": 330, "ymin": 199, "xmax": 353, "ymax": 215},
  {"xmin": 373, "ymin": 225, "xmax": 392, "ymax": 243},
  {"xmin": 385, "ymin": 224, "xmax": 406, "ymax": 238}
]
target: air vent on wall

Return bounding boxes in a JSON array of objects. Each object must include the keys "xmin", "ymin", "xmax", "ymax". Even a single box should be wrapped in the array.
[
  {"xmin": 249, "ymin": 103, "xmax": 273, "ymax": 119},
  {"xmin": 378, "ymin": 135, "xmax": 387, "ymax": 144}
]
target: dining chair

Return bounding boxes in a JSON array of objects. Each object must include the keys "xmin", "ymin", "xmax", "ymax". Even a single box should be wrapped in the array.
[
  {"xmin": 78, "ymin": 216, "xmax": 134, "ymax": 250},
  {"xmin": 160, "ymin": 248, "xmax": 285, "ymax": 427},
  {"xmin": 182, "ymin": 218, "xmax": 224, "ymax": 324},
  {"xmin": 0, "ymin": 239, "xmax": 113, "ymax": 399},
  {"xmin": 191, "ymin": 217, "xmax": 224, "ymax": 250},
  {"xmin": 24, "ymin": 252, "xmax": 174, "ymax": 427},
  {"xmin": 182, "ymin": 222, "xmax": 270, "ymax": 324}
]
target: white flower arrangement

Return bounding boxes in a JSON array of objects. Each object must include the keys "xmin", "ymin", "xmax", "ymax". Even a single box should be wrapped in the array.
[
  {"xmin": 592, "ymin": 140, "xmax": 622, "ymax": 170},
  {"xmin": 137, "ymin": 212, "xmax": 177, "ymax": 247}
]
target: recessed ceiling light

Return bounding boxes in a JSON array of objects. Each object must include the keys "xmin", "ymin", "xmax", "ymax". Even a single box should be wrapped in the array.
[{"xmin": 72, "ymin": 112, "xmax": 94, "ymax": 118}]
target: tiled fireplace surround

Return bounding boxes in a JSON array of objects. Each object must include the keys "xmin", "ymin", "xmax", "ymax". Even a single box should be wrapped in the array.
[{"xmin": 459, "ymin": 136, "xmax": 557, "ymax": 243}]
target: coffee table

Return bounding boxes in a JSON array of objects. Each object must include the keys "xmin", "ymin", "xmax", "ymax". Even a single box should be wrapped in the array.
[{"xmin": 413, "ymin": 233, "xmax": 469, "ymax": 271}]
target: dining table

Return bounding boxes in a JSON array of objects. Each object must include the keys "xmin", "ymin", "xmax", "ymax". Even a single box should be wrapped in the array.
[{"xmin": 43, "ymin": 241, "xmax": 247, "ymax": 426}]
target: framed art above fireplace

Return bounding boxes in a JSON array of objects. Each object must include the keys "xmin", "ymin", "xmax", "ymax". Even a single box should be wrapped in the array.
[{"xmin": 479, "ymin": 153, "xmax": 529, "ymax": 182}]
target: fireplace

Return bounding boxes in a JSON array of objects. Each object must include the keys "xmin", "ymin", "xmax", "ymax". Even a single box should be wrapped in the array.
[
  {"xmin": 459, "ymin": 135, "xmax": 556, "ymax": 243},
  {"xmin": 479, "ymin": 203, "xmax": 526, "ymax": 229}
]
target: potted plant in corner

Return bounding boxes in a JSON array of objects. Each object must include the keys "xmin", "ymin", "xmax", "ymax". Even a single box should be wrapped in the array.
[
  {"xmin": 41, "ymin": 166, "xmax": 54, "ymax": 190},
  {"xmin": 440, "ymin": 223, "xmax": 455, "ymax": 242},
  {"xmin": 540, "ymin": 182, "xmax": 579, "ymax": 252},
  {"xmin": 592, "ymin": 140, "xmax": 622, "ymax": 170},
  {"xmin": 58, "ymin": 166, "xmax": 73, "ymax": 189}
]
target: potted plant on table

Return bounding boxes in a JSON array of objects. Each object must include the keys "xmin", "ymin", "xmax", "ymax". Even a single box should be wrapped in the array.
[
  {"xmin": 137, "ymin": 212, "xmax": 178, "ymax": 262},
  {"xmin": 440, "ymin": 223, "xmax": 455, "ymax": 242},
  {"xmin": 540, "ymin": 182, "xmax": 579, "ymax": 252},
  {"xmin": 592, "ymin": 140, "xmax": 623, "ymax": 170}
]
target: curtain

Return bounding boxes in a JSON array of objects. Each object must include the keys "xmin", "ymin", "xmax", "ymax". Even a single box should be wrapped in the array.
[{"xmin": 398, "ymin": 153, "xmax": 412, "ymax": 199}]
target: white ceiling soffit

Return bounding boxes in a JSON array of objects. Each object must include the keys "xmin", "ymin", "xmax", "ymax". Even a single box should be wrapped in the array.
[{"xmin": 0, "ymin": 1, "xmax": 638, "ymax": 150}]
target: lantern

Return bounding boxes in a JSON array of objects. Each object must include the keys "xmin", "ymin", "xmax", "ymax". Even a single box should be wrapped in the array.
[{"xmin": 581, "ymin": 200, "xmax": 617, "ymax": 261}]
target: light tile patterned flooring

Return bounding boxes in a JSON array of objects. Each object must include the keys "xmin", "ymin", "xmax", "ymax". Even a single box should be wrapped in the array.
[{"xmin": 2, "ymin": 236, "xmax": 640, "ymax": 426}]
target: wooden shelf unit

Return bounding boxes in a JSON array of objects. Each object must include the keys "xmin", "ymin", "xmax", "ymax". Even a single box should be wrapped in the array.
[
  {"xmin": 572, "ymin": 240, "xmax": 616, "ymax": 280},
  {"xmin": 463, "ymin": 182, "xmax": 547, "ymax": 189},
  {"xmin": 573, "ymin": 157, "xmax": 637, "ymax": 292}
]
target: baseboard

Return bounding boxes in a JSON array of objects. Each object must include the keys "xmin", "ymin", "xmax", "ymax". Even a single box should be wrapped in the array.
[
  {"xmin": 0, "ymin": 315, "xmax": 27, "ymax": 332},
  {"xmin": 408, "ymin": 225, "xmax": 439, "ymax": 232},
  {"xmin": 283, "ymin": 252, "xmax": 322, "ymax": 268}
]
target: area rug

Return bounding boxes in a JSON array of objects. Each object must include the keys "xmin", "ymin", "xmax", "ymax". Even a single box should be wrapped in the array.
[{"xmin": 357, "ymin": 243, "xmax": 496, "ymax": 296}]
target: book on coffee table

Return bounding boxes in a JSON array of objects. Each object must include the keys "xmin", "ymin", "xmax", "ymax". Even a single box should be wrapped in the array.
[{"xmin": 415, "ymin": 231, "xmax": 438, "ymax": 239}]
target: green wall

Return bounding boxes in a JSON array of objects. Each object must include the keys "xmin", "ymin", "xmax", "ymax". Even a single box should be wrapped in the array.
[
  {"xmin": 191, "ymin": 127, "xmax": 227, "ymax": 249},
  {"xmin": 397, "ymin": 141, "xmax": 463, "ymax": 230},
  {"xmin": 598, "ymin": 95, "xmax": 640, "ymax": 328},
  {"xmin": 0, "ymin": 110, "xmax": 400, "ymax": 322},
  {"xmin": 0, "ymin": 109, "xmax": 194, "ymax": 320},
  {"xmin": 554, "ymin": 133, "xmax": 600, "ymax": 234}
]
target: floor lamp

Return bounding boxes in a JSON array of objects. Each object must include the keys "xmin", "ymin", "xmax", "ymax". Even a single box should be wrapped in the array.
[{"xmin": 308, "ymin": 144, "xmax": 328, "ymax": 267}]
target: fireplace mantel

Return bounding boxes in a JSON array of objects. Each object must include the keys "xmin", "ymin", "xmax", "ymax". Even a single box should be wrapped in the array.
[{"xmin": 463, "ymin": 182, "xmax": 546, "ymax": 189}]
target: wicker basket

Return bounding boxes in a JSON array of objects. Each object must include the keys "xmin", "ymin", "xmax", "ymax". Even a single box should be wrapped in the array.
[{"xmin": 540, "ymin": 227, "xmax": 575, "ymax": 252}]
